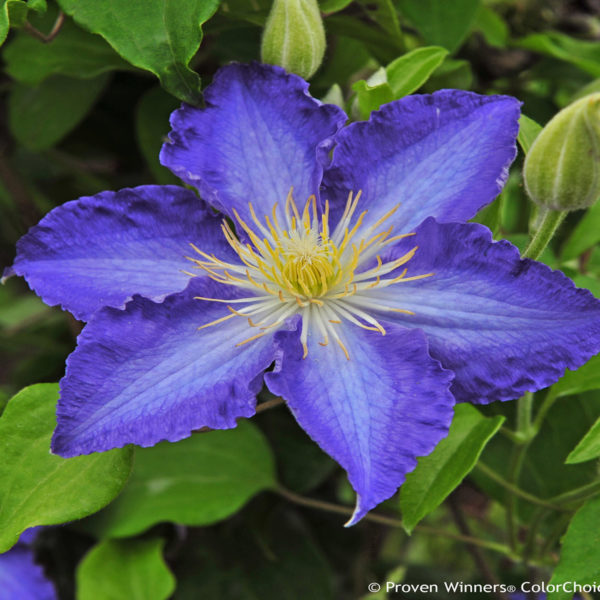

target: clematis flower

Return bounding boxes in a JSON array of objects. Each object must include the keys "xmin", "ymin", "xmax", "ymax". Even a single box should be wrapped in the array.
[
  {"xmin": 0, "ymin": 529, "xmax": 56, "ymax": 600},
  {"xmin": 6, "ymin": 63, "xmax": 600, "ymax": 524}
]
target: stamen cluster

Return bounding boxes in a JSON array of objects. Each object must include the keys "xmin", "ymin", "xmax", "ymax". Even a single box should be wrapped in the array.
[{"xmin": 186, "ymin": 190, "xmax": 433, "ymax": 359}]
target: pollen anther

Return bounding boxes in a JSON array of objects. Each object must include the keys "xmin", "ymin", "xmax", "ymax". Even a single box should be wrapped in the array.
[{"xmin": 191, "ymin": 189, "xmax": 433, "ymax": 359}]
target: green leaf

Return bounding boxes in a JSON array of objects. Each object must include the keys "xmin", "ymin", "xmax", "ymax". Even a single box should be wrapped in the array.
[
  {"xmin": 57, "ymin": 0, "xmax": 220, "ymax": 104},
  {"xmin": 9, "ymin": 74, "xmax": 109, "ymax": 151},
  {"xmin": 325, "ymin": 15, "xmax": 403, "ymax": 64},
  {"xmin": 397, "ymin": 0, "xmax": 480, "ymax": 52},
  {"xmin": 517, "ymin": 32, "xmax": 600, "ymax": 78},
  {"xmin": 175, "ymin": 515, "xmax": 334, "ymax": 600},
  {"xmin": 1, "ymin": 0, "xmax": 30, "ymax": 46},
  {"xmin": 552, "ymin": 354, "xmax": 600, "ymax": 399},
  {"xmin": 135, "ymin": 86, "xmax": 180, "ymax": 184},
  {"xmin": 0, "ymin": 3, "xmax": 8, "ymax": 46},
  {"xmin": 5, "ymin": 0, "xmax": 27, "ymax": 29},
  {"xmin": 566, "ymin": 416, "xmax": 600, "ymax": 464},
  {"xmin": 386, "ymin": 46, "xmax": 448, "ymax": 98},
  {"xmin": 352, "ymin": 78, "xmax": 394, "ymax": 120},
  {"xmin": 319, "ymin": 0, "xmax": 353, "ymax": 12},
  {"xmin": 399, "ymin": 404, "xmax": 504, "ymax": 533},
  {"xmin": 4, "ymin": 18, "xmax": 132, "ymax": 84},
  {"xmin": 473, "ymin": 4, "xmax": 508, "ymax": 48},
  {"xmin": 84, "ymin": 420, "xmax": 276, "ymax": 538},
  {"xmin": 77, "ymin": 538, "xmax": 175, "ymax": 600},
  {"xmin": 356, "ymin": 0, "xmax": 403, "ymax": 46},
  {"xmin": 561, "ymin": 201, "xmax": 600, "ymax": 262},
  {"xmin": 572, "ymin": 273, "xmax": 600, "ymax": 297},
  {"xmin": 548, "ymin": 496, "xmax": 600, "ymax": 600},
  {"xmin": 518, "ymin": 114, "xmax": 543, "ymax": 155},
  {"xmin": 471, "ymin": 198, "xmax": 502, "ymax": 236},
  {"xmin": 0, "ymin": 384, "xmax": 133, "ymax": 552}
]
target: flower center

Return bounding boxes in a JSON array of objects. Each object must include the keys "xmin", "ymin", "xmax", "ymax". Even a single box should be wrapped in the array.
[{"xmin": 185, "ymin": 189, "xmax": 433, "ymax": 359}]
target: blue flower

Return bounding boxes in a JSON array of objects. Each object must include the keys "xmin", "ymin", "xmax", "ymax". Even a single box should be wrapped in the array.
[
  {"xmin": 6, "ymin": 63, "xmax": 600, "ymax": 524},
  {"xmin": 0, "ymin": 529, "xmax": 56, "ymax": 600}
]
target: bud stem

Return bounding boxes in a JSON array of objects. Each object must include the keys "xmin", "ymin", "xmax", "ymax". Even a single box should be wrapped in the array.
[{"xmin": 522, "ymin": 208, "xmax": 566, "ymax": 260}]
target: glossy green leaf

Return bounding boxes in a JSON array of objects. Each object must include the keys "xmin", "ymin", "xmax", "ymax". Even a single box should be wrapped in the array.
[
  {"xmin": 4, "ymin": 18, "xmax": 131, "ymax": 84},
  {"xmin": 386, "ymin": 46, "xmax": 448, "ymax": 98},
  {"xmin": 518, "ymin": 114, "xmax": 543, "ymax": 155},
  {"xmin": 566, "ymin": 416, "xmax": 600, "ymax": 464},
  {"xmin": 398, "ymin": 0, "xmax": 480, "ymax": 52},
  {"xmin": 77, "ymin": 538, "xmax": 175, "ymax": 600},
  {"xmin": 517, "ymin": 32, "xmax": 600, "ymax": 78},
  {"xmin": 400, "ymin": 404, "xmax": 504, "ymax": 533},
  {"xmin": 548, "ymin": 496, "xmax": 600, "ymax": 600},
  {"xmin": 9, "ymin": 74, "xmax": 109, "ymax": 151},
  {"xmin": 135, "ymin": 86, "xmax": 180, "ymax": 185},
  {"xmin": 352, "ymin": 78, "xmax": 394, "ymax": 120},
  {"xmin": 85, "ymin": 420, "xmax": 276, "ymax": 538},
  {"xmin": 57, "ymin": 0, "xmax": 220, "ymax": 104},
  {"xmin": 561, "ymin": 201, "xmax": 600, "ymax": 261},
  {"xmin": 0, "ymin": 384, "xmax": 133, "ymax": 552}
]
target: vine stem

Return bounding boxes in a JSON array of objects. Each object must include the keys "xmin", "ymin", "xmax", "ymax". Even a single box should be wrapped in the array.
[
  {"xmin": 522, "ymin": 209, "xmax": 566, "ymax": 260},
  {"xmin": 506, "ymin": 392, "xmax": 535, "ymax": 550},
  {"xmin": 475, "ymin": 463, "xmax": 565, "ymax": 511},
  {"xmin": 275, "ymin": 486, "xmax": 519, "ymax": 559}
]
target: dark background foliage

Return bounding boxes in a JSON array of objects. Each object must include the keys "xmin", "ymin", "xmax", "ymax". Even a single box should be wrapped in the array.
[{"xmin": 1, "ymin": 1, "xmax": 600, "ymax": 599}]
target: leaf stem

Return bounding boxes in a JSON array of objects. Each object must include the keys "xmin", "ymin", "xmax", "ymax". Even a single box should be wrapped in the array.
[
  {"xmin": 23, "ymin": 11, "xmax": 65, "ymax": 43},
  {"xmin": 550, "ymin": 480, "xmax": 600, "ymax": 506},
  {"xmin": 275, "ymin": 486, "xmax": 517, "ymax": 559},
  {"xmin": 475, "ymin": 463, "xmax": 565, "ymax": 511},
  {"xmin": 522, "ymin": 208, "xmax": 566, "ymax": 260}
]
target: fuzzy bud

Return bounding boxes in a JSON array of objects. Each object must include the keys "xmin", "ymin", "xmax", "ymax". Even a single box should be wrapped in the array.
[
  {"xmin": 524, "ymin": 94, "xmax": 600, "ymax": 211},
  {"xmin": 261, "ymin": 0, "xmax": 326, "ymax": 80}
]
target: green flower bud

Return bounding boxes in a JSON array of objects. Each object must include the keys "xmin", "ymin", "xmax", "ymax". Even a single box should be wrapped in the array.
[
  {"xmin": 261, "ymin": 0, "xmax": 326, "ymax": 80},
  {"xmin": 524, "ymin": 93, "xmax": 600, "ymax": 211}
]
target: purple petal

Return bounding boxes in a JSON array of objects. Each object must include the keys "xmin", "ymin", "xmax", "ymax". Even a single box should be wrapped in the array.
[
  {"xmin": 7, "ymin": 185, "xmax": 234, "ymax": 321},
  {"xmin": 266, "ymin": 322, "xmax": 454, "ymax": 525},
  {"xmin": 160, "ymin": 62, "xmax": 347, "ymax": 223},
  {"xmin": 370, "ymin": 218, "xmax": 600, "ymax": 404},
  {"xmin": 52, "ymin": 278, "xmax": 281, "ymax": 457},
  {"xmin": 323, "ymin": 91, "xmax": 520, "ymax": 233},
  {"xmin": 16, "ymin": 528, "xmax": 42, "ymax": 547},
  {"xmin": 0, "ymin": 546, "xmax": 56, "ymax": 600}
]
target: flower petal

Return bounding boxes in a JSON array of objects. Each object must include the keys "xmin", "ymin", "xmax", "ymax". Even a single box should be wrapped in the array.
[
  {"xmin": 370, "ymin": 218, "xmax": 600, "ymax": 404},
  {"xmin": 160, "ymin": 62, "xmax": 347, "ymax": 222},
  {"xmin": 6, "ymin": 185, "xmax": 232, "ymax": 321},
  {"xmin": 323, "ymin": 91, "xmax": 520, "ymax": 233},
  {"xmin": 0, "ymin": 546, "xmax": 56, "ymax": 600},
  {"xmin": 266, "ymin": 322, "xmax": 454, "ymax": 525},
  {"xmin": 52, "ymin": 278, "xmax": 280, "ymax": 457}
]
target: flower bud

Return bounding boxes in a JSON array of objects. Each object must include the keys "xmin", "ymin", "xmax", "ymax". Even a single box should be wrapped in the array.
[
  {"xmin": 261, "ymin": 0, "xmax": 326, "ymax": 80},
  {"xmin": 524, "ymin": 93, "xmax": 600, "ymax": 211}
]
